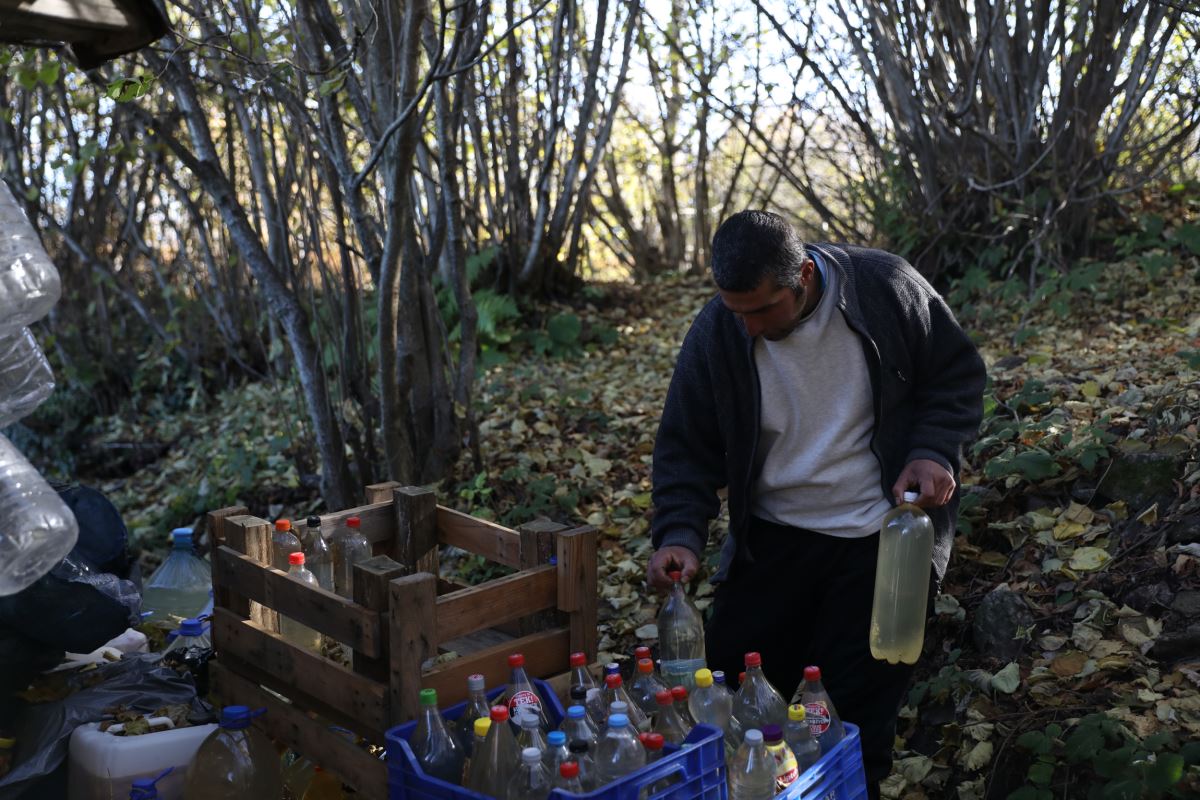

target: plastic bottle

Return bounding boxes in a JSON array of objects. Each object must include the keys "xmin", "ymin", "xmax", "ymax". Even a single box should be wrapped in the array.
[
  {"xmin": 161, "ymin": 617, "xmax": 213, "ymax": 696},
  {"xmin": 465, "ymin": 706, "xmax": 518, "ymax": 795},
  {"xmin": 727, "ymin": 729, "xmax": 775, "ymax": 800},
  {"xmin": 580, "ymin": 684, "xmax": 607, "ymax": 729},
  {"xmin": 603, "ymin": 674, "xmax": 650, "ymax": 732},
  {"xmin": 671, "ymin": 686, "xmax": 697, "ymax": 729},
  {"xmin": 505, "ymin": 652, "xmax": 549, "ymax": 731},
  {"xmin": 544, "ymin": 730, "xmax": 570, "ymax": 775},
  {"xmin": 516, "ymin": 709, "xmax": 548, "ymax": 756},
  {"xmin": 280, "ymin": 553, "xmax": 322, "ymax": 652},
  {"xmin": 302, "ymin": 767, "xmax": 345, "ymax": 799},
  {"xmin": 0, "ymin": 433, "xmax": 78, "ymax": 597},
  {"xmin": 507, "ymin": 747, "xmax": 551, "ymax": 800},
  {"xmin": 570, "ymin": 651, "xmax": 596, "ymax": 691},
  {"xmin": 871, "ymin": 492, "xmax": 934, "ymax": 664},
  {"xmin": 595, "ymin": 713, "xmax": 646, "ymax": 784},
  {"xmin": 733, "ymin": 652, "xmax": 787, "ymax": 732},
  {"xmin": 629, "ymin": 657, "xmax": 669, "ymax": 715},
  {"xmin": 300, "ymin": 516, "xmax": 334, "ymax": 592},
  {"xmin": 410, "ymin": 688, "xmax": 465, "ymax": 784},
  {"xmin": 455, "ymin": 673, "xmax": 492, "ymax": 755},
  {"xmin": 129, "ymin": 767, "xmax": 172, "ymax": 799},
  {"xmin": 657, "ymin": 570, "xmax": 706, "ymax": 689},
  {"xmin": 762, "ymin": 724, "xmax": 799, "ymax": 791},
  {"xmin": 140, "ymin": 528, "xmax": 210, "ymax": 623},
  {"xmin": 555, "ymin": 760, "xmax": 584, "ymax": 793},
  {"xmin": 800, "ymin": 666, "xmax": 844, "ymax": 754},
  {"xmin": 784, "ymin": 704, "xmax": 821, "ymax": 771},
  {"xmin": 462, "ymin": 717, "xmax": 491, "ymax": 786},
  {"xmin": 183, "ymin": 706, "xmax": 282, "ymax": 799},
  {"xmin": 652, "ymin": 690, "xmax": 688, "ymax": 745},
  {"xmin": 281, "ymin": 750, "xmax": 316, "ymax": 799},
  {"xmin": 0, "ymin": 328, "xmax": 55, "ymax": 428},
  {"xmin": 561, "ymin": 705, "xmax": 599, "ymax": 748},
  {"xmin": 0, "ymin": 188, "xmax": 62, "ymax": 335},
  {"xmin": 272, "ymin": 519, "xmax": 302, "ymax": 572},
  {"xmin": 689, "ymin": 668, "xmax": 733, "ymax": 731},
  {"xmin": 641, "ymin": 732, "xmax": 665, "ymax": 762},
  {"xmin": 567, "ymin": 739, "xmax": 597, "ymax": 791},
  {"xmin": 330, "ymin": 515, "xmax": 371, "ymax": 599}
]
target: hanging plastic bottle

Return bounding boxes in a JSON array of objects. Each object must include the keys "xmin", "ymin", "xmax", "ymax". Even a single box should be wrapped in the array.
[
  {"xmin": 554, "ymin": 760, "xmax": 584, "ymax": 793},
  {"xmin": 330, "ymin": 516, "xmax": 371, "ymax": 599},
  {"xmin": 0, "ymin": 328, "xmax": 55, "ymax": 428},
  {"xmin": 560, "ymin": 705, "xmax": 599, "ymax": 748},
  {"xmin": 732, "ymin": 652, "xmax": 787, "ymax": 732},
  {"xmin": 603, "ymin": 675, "xmax": 650, "ymax": 733},
  {"xmin": 455, "ymin": 673, "xmax": 492, "ymax": 755},
  {"xmin": 543, "ymin": 730, "xmax": 570, "ymax": 776},
  {"xmin": 0, "ymin": 183, "xmax": 62, "ymax": 336},
  {"xmin": 410, "ymin": 689, "xmax": 465, "ymax": 784},
  {"xmin": 595, "ymin": 713, "xmax": 647, "ymax": 784},
  {"xmin": 800, "ymin": 666, "xmax": 844, "ymax": 753},
  {"xmin": 657, "ymin": 571, "xmax": 706, "ymax": 689},
  {"xmin": 689, "ymin": 668, "xmax": 733, "ymax": 732},
  {"xmin": 505, "ymin": 653, "xmax": 548, "ymax": 731},
  {"xmin": 161, "ymin": 617, "xmax": 213, "ymax": 696},
  {"xmin": 300, "ymin": 516, "xmax": 334, "ymax": 592},
  {"xmin": 302, "ymin": 766, "xmax": 346, "ymax": 799},
  {"xmin": 507, "ymin": 747, "xmax": 551, "ymax": 800},
  {"xmin": 140, "ymin": 527, "xmax": 210, "ymax": 622},
  {"xmin": 727, "ymin": 729, "xmax": 776, "ymax": 800},
  {"xmin": 129, "ymin": 767, "xmax": 172, "ymax": 799},
  {"xmin": 183, "ymin": 706, "xmax": 282, "ymax": 799},
  {"xmin": 271, "ymin": 519, "xmax": 302, "ymax": 572},
  {"xmin": 570, "ymin": 651, "xmax": 596, "ymax": 691},
  {"xmin": 566, "ymin": 739, "xmax": 597, "ymax": 791},
  {"xmin": 671, "ymin": 686, "xmax": 697, "ymax": 729},
  {"xmin": 871, "ymin": 491, "xmax": 934, "ymax": 664},
  {"xmin": 629, "ymin": 657, "xmax": 669, "ymax": 715},
  {"xmin": 0, "ymin": 433, "xmax": 78, "ymax": 597},
  {"xmin": 280, "ymin": 553, "xmax": 322, "ymax": 652},
  {"xmin": 784, "ymin": 705, "xmax": 821, "ymax": 771},
  {"xmin": 761, "ymin": 724, "xmax": 799, "ymax": 791},
  {"xmin": 465, "ymin": 706, "xmax": 518, "ymax": 795},
  {"xmin": 652, "ymin": 690, "xmax": 688, "ymax": 745}
]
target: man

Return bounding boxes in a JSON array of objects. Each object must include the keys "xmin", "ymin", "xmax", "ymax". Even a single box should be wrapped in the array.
[{"xmin": 647, "ymin": 211, "xmax": 986, "ymax": 798}]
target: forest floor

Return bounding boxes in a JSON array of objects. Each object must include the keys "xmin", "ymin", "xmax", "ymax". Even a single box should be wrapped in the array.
[{"xmin": 65, "ymin": 231, "xmax": 1200, "ymax": 797}]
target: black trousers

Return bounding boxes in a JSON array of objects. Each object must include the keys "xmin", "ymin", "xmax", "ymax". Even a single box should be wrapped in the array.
[{"xmin": 705, "ymin": 517, "xmax": 933, "ymax": 800}]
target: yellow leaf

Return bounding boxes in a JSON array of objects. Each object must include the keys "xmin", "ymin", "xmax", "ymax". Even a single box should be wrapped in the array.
[
  {"xmin": 1063, "ymin": 502, "xmax": 1095, "ymax": 525},
  {"xmin": 1081, "ymin": 381, "xmax": 1100, "ymax": 397},
  {"xmin": 1053, "ymin": 520, "xmax": 1088, "ymax": 540},
  {"xmin": 1051, "ymin": 651, "xmax": 1088, "ymax": 677},
  {"xmin": 1068, "ymin": 546, "xmax": 1111, "ymax": 571}
]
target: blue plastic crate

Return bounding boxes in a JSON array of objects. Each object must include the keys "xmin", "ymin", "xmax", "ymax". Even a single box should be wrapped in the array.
[{"xmin": 777, "ymin": 722, "xmax": 868, "ymax": 800}]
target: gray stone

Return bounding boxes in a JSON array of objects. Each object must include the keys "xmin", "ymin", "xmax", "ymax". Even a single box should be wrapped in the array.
[
  {"xmin": 1166, "ymin": 517, "xmax": 1200, "ymax": 545},
  {"xmin": 1149, "ymin": 624, "xmax": 1200, "ymax": 664},
  {"xmin": 1122, "ymin": 582, "xmax": 1174, "ymax": 614},
  {"xmin": 1172, "ymin": 591, "xmax": 1200, "ymax": 618},
  {"xmin": 972, "ymin": 586, "xmax": 1034, "ymax": 662},
  {"xmin": 1096, "ymin": 451, "xmax": 1185, "ymax": 512}
]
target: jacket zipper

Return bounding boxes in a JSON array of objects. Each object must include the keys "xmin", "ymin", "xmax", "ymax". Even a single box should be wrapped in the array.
[{"xmin": 839, "ymin": 302, "xmax": 893, "ymax": 506}]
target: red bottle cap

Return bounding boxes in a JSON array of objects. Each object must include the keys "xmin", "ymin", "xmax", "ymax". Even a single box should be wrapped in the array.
[
  {"xmin": 744, "ymin": 652, "xmax": 762, "ymax": 668},
  {"xmin": 634, "ymin": 646, "xmax": 651, "ymax": 660},
  {"xmin": 655, "ymin": 689, "xmax": 673, "ymax": 705},
  {"xmin": 288, "ymin": 552, "xmax": 305, "ymax": 565},
  {"xmin": 275, "ymin": 519, "xmax": 291, "ymax": 531},
  {"xmin": 805, "ymin": 665, "xmax": 822, "ymax": 682},
  {"xmin": 570, "ymin": 652, "xmax": 587, "ymax": 667},
  {"xmin": 667, "ymin": 570, "xmax": 682, "ymax": 582},
  {"xmin": 638, "ymin": 732, "xmax": 651, "ymax": 745},
  {"xmin": 489, "ymin": 705, "xmax": 509, "ymax": 722},
  {"xmin": 644, "ymin": 733, "xmax": 665, "ymax": 751},
  {"xmin": 347, "ymin": 516, "xmax": 361, "ymax": 528},
  {"xmin": 637, "ymin": 658, "xmax": 654, "ymax": 674},
  {"xmin": 508, "ymin": 653, "xmax": 525, "ymax": 668},
  {"xmin": 671, "ymin": 686, "xmax": 688, "ymax": 701},
  {"xmin": 605, "ymin": 674, "xmax": 622, "ymax": 688},
  {"xmin": 738, "ymin": 672, "xmax": 746, "ymax": 683},
  {"xmin": 560, "ymin": 761, "xmax": 580, "ymax": 778}
]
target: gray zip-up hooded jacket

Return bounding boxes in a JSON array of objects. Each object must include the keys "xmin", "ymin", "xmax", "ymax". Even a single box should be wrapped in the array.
[{"xmin": 650, "ymin": 242, "xmax": 987, "ymax": 585}]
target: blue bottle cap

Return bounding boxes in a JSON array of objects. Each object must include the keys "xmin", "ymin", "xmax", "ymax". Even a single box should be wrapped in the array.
[
  {"xmin": 129, "ymin": 767, "xmax": 173, "ymax": 799},
  {"xmin": 607, "ymin": 713, "xmax": 629, "ymax": 728},
  {"xmin": 177, "ymin": 618, "xmax": 205, "ymax": 638},
  {"xmin": 218, "ymin": 705, "xmax": 264, "ymax": 729},
  {"xmin": 171, "ymin": 529, "xmax": 193, "ymax": 547},
  {"xmin": 567, "ymin": 705, "xmax": 586, "ymax": 719},
  {"xmin": 548, "ymin": 731, "xmax": 567, "ymax": 746},
  {"xmin": 604, "ymin": 663, "xmax": 620, "ymax": 675}
]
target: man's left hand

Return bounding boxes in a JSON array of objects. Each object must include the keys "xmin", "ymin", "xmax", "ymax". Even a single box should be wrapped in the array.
[{"xmin": 892, "ymin": 459, "xmax": 956, "ymax": 507}]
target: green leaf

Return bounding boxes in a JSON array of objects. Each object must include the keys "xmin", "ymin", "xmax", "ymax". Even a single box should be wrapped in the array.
[
  {"xmin": 1064, "ymin": 727, "xmax": 1104, "ymax": 763},
  {"xmin": 1145, "ymin": 752, "xmax": 1184, "ymax": 792},
  {"xmin": 1139, "ymin": 252, "xmax": 1172, "ymax": 280},
  {"xmin": 17, "ymin": 68, "xmax": 38, "ymax": 91},
  {"xmin": 1175, "ymin": 224, "xmax": 1200, "ymax": 255},
  {"xmin": 1027, "ymin": 761, "xmax": 1054, "ymax": 786},
  {"xmin": 547, "ymin": 313, "xmax": 581, "ymax": 345},
  {"xmin": 1182, "ymin": 741, "xmax": 1200, "ymax": 766},
  {"xmin": 990, "ymin": 661, "xmax": 1021, "ymax": 694},
  {"xmin": 1017, "ymin": 731, "xmax": 1052, "ymax": 756},
  {"xmin": 1100, "ymin": 779, "xmax": 1143, "ymax": 800},
  {"xmin": 318, "ymin": 72, "xmax": 345, "ymax": 97},
  {"xmin": 1010, "ymin": 450, "xmax": 1061, "ymax": 481},
  {"xmin": 37, "ymin": 60, "xmax": 61, "ymax": 85}
]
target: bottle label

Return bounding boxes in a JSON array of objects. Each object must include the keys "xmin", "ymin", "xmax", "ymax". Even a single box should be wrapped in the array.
[
  {"xmin": 805, "ymin": 701, "xmax": 832, "ymax": 735},
  {"xmin": 661, "ymin": 658, "xmax": 706, "ymax": 681},
  {"xmin": 508, "ymin": 689, "xmax": 542, "ymax": 718},
  {"xmin": 766, "ymin": 742, "xmax": 799, "ymax": 788}
]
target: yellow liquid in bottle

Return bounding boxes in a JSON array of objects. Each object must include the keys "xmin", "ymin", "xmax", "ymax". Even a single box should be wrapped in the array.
[{"xmin": 870, "ymin": 497, "xmax": 934, "ymax": 665}]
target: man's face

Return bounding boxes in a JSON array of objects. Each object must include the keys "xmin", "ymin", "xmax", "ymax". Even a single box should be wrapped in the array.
[{"xmin": 718, "ymin": 264, "xmax": 814, "ymax": 341}]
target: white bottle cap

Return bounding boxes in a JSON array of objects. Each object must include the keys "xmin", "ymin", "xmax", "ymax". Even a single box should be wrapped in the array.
[
  {"xmin": 521, "ymin": 747, "xmax": 541, "ymax": 764},
  {"xmin": 903, "ymin": 491, "xmax": 920, "ymax": 503},
  {"xmin": 744, "ymin": 729, "xmax": 763, "ymax": 744}
]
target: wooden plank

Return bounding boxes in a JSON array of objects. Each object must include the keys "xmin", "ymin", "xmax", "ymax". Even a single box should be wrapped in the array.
[
  {"xmin": 390, "ymin": 573, "xmax": 437, "ymax": 724},
  {"xmin": 211, "ymin": 546, "xmax": 382, "ymax": 659},
  {"xmin": 216, "ymin": 514, "xmax": 253, "ymax": 619},
  {"xmin": 210, "ymin": 661, "xmax": 388, "ymax": 798},
  {"xmin": 437, "ymin": 506, "xmax": 522, "ymax": 568},
  {"xmin": 212, "ymin": 608, "xmax": 388, "ymax": 736},
  {"xmin": 365, "ymin": 480, "xmax": 403, "ymax": 504},
  {"xmin": 396, "ymin": 486, "xmax": 438, "ymax": 573},
  {"xmin": 518, "ymin": 519, "xmax": 566, "ymax": 634},
  {"xmin": 441, "ymin": 628, "xmax": 516, "ymax": 657},
  {"xmin": 435, "ymin": 565, "xmax": 558, "ymax": 642},
  {"xmin": 422, "ymin": 626, "xmax": 571, "ymax": 709},
  {"xmin": 556, "ymin": 525, "xmax": 599, "ymax": 662},
  {"xmin": 352, "ymin": 556, "xmax": 409, "ymax": 682},
  {"xmin": 223, "ymin": 516, "xmax": 277, "ymax": 632},
  {"xmin": 319, "ymin": 501, "xmax": 394, "ymax": 546},
  {"xmin": 3, "ymin": 0, "xmax": 132, "ymax": 29},
  {"xmin": 205, "ymin": 505, "xmax": 248, "ymax": 550}
]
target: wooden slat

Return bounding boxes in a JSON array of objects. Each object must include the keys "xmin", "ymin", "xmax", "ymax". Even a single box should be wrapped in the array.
[
  {"xmin": 318, "ymin": 501, "xmax": 394, "ymax": 545},
  {"xmin": 212, "ymin": 546, "xmax": 382, "ymax": 659},
  {"xmin": 557, "ymin": 525, "xmax": 599, "ymax": 661},
  {"xmin": 210, "ymin": 661, "xmax": 388, "ymax": 798},
  {"xmin": 365, "ymin": 480, "xmax": 403, "ymax": 504},
  {"xmin": 353, "ymin": 556, "xmax": 408, "ymax": 683},
  {"xmin": 223, "ymin": 516, "xmax": 278, "ymax": 632},
  {"xmin": 396, "ymin": 486, "xmax": 438, "ymax": 573},
  {"xmin": 216, "ymin": 515, "xmax": 253, "ymax": 619},
  {"xmin": 390, "ymin": 573, "xmax": 437, "ymax": 724},
  {"xmin": 205, "ymin": 505, "xmax": 247, "ymax": 550},
  {"xmin": 422, "ymin": 626, "xmax": 571, "ymax": 709},
  {"xmin": 212, "ymin": 608, "xmax": 388, "ymax": 736},
  {"xmin": 441, "ymin": 628, "xmax": 516, "ymax": 657},
  {"xmin": 435, "ymin": 565, "xmax": 558, "ymax": 642},
  {"xmin": 4, "ymin": 0, "xmax": 132, "ymax": 28},
  {"xmin": 519, "ymin": 519, "xmax": 566, "ymax": 634},
  {"xmin": 437, "ymin": 506, "xmax": 522, "ymax": 568}
]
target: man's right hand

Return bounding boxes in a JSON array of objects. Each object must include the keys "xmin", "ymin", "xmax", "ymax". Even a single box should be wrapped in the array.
[{"xmin": 646, "ymin": 545, "xmax": 700, "ymax": 593}]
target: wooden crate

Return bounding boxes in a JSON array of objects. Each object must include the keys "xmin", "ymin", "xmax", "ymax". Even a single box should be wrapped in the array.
[{"xmin": 206, "ymin": 483, "xmax": 598, "ymax": 799}]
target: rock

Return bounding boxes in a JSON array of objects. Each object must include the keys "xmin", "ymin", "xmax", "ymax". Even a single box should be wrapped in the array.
[
  {"xmin": 1121, "ymin": 582, "xmax": 1175, "ymax": 614},
  {"xmin": 1166, "ymin": 517, "xmax": 1200, "ymax": 545},
  {"xmin": 1113, "ymin": 367, "xmax": 1139, "ymax": 382},
  {"xmin": 1172, "ymin": 591, "xmax": 1200, "ymax": 618},
  {"xmin": 1149, "ymin": 624, "xmax": 1200, "ymax": 664},
  {"xmin": 1115, "ymin": 388, "xmax": 1145, "ymax": 406},
  {"xmin": 991, "ymin": 355, "xmax": 1027, "ymax": 371},
  {"xmin": 1096, "ymin": 451, "xmax": 1184, "ymax": 512},
  {"xmin": 972, "ymin": 585, "xmax": 1034, "ymax": 662}
]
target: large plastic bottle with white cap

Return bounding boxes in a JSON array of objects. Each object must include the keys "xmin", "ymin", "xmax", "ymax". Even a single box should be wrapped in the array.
[
  {"xmin": 869, "ymin": 491, "xmax": 935, "ymax": 664},
  {"xmin": 0, "ymin": 432, "xmax": 78, "ymax": 596}
]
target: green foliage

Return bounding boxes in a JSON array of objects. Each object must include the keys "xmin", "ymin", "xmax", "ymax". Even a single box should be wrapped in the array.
[
  {"xmin": 1009, "ymin": 714, "xmax": 1192, "ymax": 799},
  {"xmin": 106, "ymin": 74, "xmax": 155, "ymax": 102}
]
